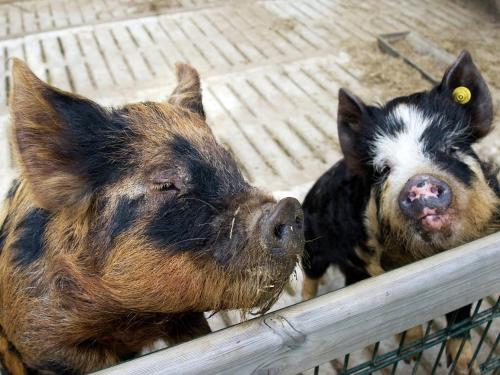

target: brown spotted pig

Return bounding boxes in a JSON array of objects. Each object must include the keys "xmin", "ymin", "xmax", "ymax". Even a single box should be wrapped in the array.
[{"xmin": 0, "ymin": 60, "xmax": 304, "ymax": 374}]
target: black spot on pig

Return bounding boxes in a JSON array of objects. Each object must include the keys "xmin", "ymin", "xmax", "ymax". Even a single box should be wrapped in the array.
[
  {"xmin": 480, "ymin": 161, "xmax": 500, "ymax": 195},
  {"xmin": 108, "ymin": 196, "xmax": 143, "ymax": 245},
  {"xmin": 169, "ymin": 135, "xmax": 248, "ymax": 200},
  {"xmin": 145, "ymin": 135, "xmax": 251, "ymax": 258},
  {"xmin": 146, "ymin": 199, "xmax": 219, "ymax": 252},
  {"xmin": 13, "ymin": 209, "xmax": 50, "ymax": 266},
  {"xmin": 432, "ymin": 151, "xmax": 475, "ymax": 186},
  {"xmin": 43, "ymin": 88, "xmax": 135, "ymax": 190},
  {"xmin": 302, "ymin": 160, "xmax": 371, "ymax": 280},
  {"xmin": 38, "ymin": 361, "xmax": 77, "ymax": 375}
]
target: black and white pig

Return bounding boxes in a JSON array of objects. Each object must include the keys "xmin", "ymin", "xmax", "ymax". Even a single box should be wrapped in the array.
[{"xmin": 301, "ymin": 50, "xmax": 499, "ymax": 375}]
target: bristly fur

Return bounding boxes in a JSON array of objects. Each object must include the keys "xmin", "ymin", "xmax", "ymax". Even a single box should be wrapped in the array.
[{"xmin": 0, "ymin": 60, "xmax": 303, "ymax": 374}]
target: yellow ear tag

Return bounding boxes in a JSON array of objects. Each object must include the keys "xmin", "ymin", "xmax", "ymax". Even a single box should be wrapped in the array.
[{"xmin": 452, "ymin": 86, "xmax": 471, "ymax": 105}]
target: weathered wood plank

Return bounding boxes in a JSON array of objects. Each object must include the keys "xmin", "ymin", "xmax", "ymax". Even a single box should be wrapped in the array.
[{"xmin": 95, "ymin": 231, "xmax": 500, "ymax": 375}]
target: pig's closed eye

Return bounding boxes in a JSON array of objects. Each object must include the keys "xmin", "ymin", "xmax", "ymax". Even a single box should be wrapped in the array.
[
  {"xmin": 152, "ymin": 182, "xmax": 181, "ymax": 192},
  {"xmin": 380, "ymin": 164, "xmax": 391, "ymax": 175},
  {"xmin": 149, "ymin": 169, "xmax": 185, "ymax": 193}
]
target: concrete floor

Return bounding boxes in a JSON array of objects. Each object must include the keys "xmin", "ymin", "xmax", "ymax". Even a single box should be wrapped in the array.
[{"xmin": 0, "ymin": 0, "xmax": 498, "ymax": 373}]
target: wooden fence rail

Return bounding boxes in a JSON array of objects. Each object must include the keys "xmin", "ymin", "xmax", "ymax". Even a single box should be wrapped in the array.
[{"xmin": 95, "ymin": 232, "xmax": 500, "ymax": 375}]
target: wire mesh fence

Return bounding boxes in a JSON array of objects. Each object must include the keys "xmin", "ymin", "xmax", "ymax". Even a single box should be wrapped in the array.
[{"xmin": 312, "ymin": 296, "xmax": 499, "ymax": 375}]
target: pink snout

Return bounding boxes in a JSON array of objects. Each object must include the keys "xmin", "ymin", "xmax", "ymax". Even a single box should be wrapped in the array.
[{"xmin": 398, "ymin": 175, "xmax": 452, "ymax": 231}]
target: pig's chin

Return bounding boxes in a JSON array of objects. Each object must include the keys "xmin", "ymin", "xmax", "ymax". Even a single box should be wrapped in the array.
[
  {"xmin": 410, "ymin": 210, "xmax": 456, "ymax": 248},
  {"xmin": 420, "ymin": 213, "xmax": 451, "ymax": 232},
  {"xmin": 213, "ymin": 249, "xmax": 297, "ymax": 313},
  {"xmin": 415, "ymin": 206, "xmax": 453, "ymax": 234}
]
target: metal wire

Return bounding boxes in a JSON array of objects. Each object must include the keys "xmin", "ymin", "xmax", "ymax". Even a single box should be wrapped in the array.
[
  {"xmin": 448, "ymin": 300, "xmax": 483, "ymax": 374},
  {"xmin": 343, "ymin": 354, "xmax": 350, "ymax": 372},
  {"xmin": 322, "ymin": 300, "xmax": 500, "ymax": 375},
  {"xmin": 390, "ymin": 332, "xmax": 406, "ymax": 375},
  {"xmin": 411, "ymin": 321, "xmax": 433, "ymax": 375},
  {"xmin": 485, "ymin": 333, "xmax": 500, "ymax": 364},
  {"xmin": 469, "ymin": 297, "xmax": 499, "ymax": 368},
  {"xmin": 482, "ymin": 357, "xmax": 500, "ymax": 374},
  {"xmin": 369, "ymin": 341, "xmax": 380, "ymax": 375},
  {"xmin": 430, "ymin": 341, "xmax": 447, "ymax": 375}
]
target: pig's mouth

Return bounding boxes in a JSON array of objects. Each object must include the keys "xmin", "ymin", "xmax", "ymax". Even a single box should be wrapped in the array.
[{"xmin": 418, "ymin": 207, "xmax": 451, "ymax": 232}]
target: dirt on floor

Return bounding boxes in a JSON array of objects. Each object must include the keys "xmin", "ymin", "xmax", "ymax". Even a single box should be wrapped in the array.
[
  {"xmin": 124, "ymin": 0, "xmax": 185, "ymax": 13},
  {"xmin": 391, "ymin": 37, "xmax": 449, "ymax": 82},
  {"xmin": 343, "ymin": 42, "xmax": 431, "ymax": 101},
  {"xmin": 340, "ymin": 30, "xmax": 500, "ymax": 166},
  {"xmin": 435, "ymin": 29, "xmax": 500, "ymax": 93},
  {"xmin": 269, "ymin": 17, "xmax": 298, "ymax": 32}
]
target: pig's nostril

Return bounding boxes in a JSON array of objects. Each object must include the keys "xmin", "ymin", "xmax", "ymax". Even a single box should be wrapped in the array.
[
  {"xmin": 295, "ymin": 216, "xmax": 303, "ymax": 231},
  {"xmin": 399, "ymin": 175, "xmax": 452, "ymax": 220},
  {"xmin": 295, "ymin": 215, "xmax": 303, "ymax": 225},
  {"xmin": 274, "ymin": 224, "xmax": 286, "ymax": 240},
  {"xmin": 265, "ymin": 197, "xmax": 304, "ymax": 254}
]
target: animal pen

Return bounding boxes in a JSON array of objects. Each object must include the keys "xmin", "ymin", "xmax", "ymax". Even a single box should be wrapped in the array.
[{"xmin": 0, "ymin": 0, "xmax": 499, "ymax": 374}]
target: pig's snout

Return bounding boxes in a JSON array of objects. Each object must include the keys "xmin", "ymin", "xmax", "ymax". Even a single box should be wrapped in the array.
[
  {"xmin": 398, "ymin": 175, "xmax": 452, "ymax": 222},
  {"xmin": 264, "ymin": 197, "xmax": 304, "ymax": 256}
]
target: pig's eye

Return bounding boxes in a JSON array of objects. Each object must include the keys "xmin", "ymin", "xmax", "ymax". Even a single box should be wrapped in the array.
[
  {"xmin": 152, "ymin": 181, "xmax": 181, "ymax": 192},
  {"xmin": 449, "ymin": 145, "xmax": 460, "ymax": 154},
  {"xmin": 380, "ymin": 165, "xmax": 391, "ymax": 175},
  {"xmin": 149, "ymin": 169, "xmax": 184, "ymax": 194}
]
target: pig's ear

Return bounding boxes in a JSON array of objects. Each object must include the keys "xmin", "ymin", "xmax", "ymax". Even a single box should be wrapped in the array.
[
  {"xmin": 338, "ymin": 88, "xmax": 366, "ymax": 175},
  {"xmin": 168, "ymin": 63, "xmax": 205, "ymax": 120},
  {"xmin": 439, "ymin": 50, "xmax": 493, "ymax": 139},
  {"xmin": 10, "ymin": 59, "xmax": 108, "ymax": 210}
]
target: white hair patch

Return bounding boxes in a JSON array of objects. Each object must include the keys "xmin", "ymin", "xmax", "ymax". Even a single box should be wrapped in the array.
[{"xmin": 371, "ymin": 104, "xmax": 434, "ymax": 173}]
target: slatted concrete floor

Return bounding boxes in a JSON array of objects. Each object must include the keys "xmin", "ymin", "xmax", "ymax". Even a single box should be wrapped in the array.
[
  {"xmin": 0, "ymin": 0, "xmax": 499, "ymax": 373},
  {"xmin": 1, "ymin": 0, "xmax": 499, "ymax": 194},
  {"xmin": 0, "ymin": 0, "xmax": 218, "ymax": 38}
]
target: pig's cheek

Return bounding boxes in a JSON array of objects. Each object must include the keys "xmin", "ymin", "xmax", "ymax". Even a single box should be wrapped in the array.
[
  {"xmin": 466, "ymin": 182, "xmax": 498, "ymax": 232},
  {"xmin": 448, "ymin": 177, "xmax": 468, "ymax": 208},
  {"xmin": 364, "ymin": 196, "xmax": 378, "ymax": 238},
  {"xmin": 378, "ymin": 193, "xmax": 405, "ymax": 233},
  {"xmin": 457, "ymin": 156, "xmax": 494, "ymax": 217},
  {"xmin": 383, "ymin": 180, "xmax": 404, "ymax": 223},
  {"xmin": 244, "ymin": 206, "xmax": 263, "ymax": 233},
  {"xmin": 449, "ymin": 174, "xmax": 496, "ymax": 239},
  {"xmin": 447, "ymin": 180, "xmax": 474, "ymax": 229}
]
